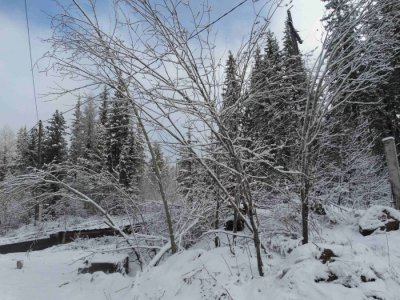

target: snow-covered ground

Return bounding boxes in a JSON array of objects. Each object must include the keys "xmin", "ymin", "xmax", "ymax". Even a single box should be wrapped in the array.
[
  {"xmin": 133, "ymin": 228, "xmax": 400, "ymax": 299},
  {"xmin": 0, "ymin": 237, "xmax": 134, "ymax": 300},
  {"xmin": 0, "ymin": 207, "xmax": 400, "ymax": 300}
]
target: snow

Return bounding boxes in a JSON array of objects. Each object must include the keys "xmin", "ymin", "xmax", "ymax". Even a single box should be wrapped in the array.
[
  {"xmin": 88, "ymin": 253, "xmax": 128, "ymax": 264},
  {"xmin": 133, "ymin": 232, "xmax": 400, "ymax": 300},
  {"xmin": 382, "ymin": 137, "xmax": 395, "ymax": 142},
  {"xmin": 359, "ymin": 205, "xmax": 400, "ymax": 231},
  {"xmin": 1, "ymin": 207, "xmax": 400, "ymax": 300},
  {"xmin": 0, "ymin": 239, "xmax": 134, "ymax": 300}
]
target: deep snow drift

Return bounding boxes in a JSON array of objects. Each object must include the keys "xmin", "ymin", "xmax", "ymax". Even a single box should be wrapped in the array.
[{"xmin": 0, "ymin": 206, "xmax": 400, "ymax": 300}]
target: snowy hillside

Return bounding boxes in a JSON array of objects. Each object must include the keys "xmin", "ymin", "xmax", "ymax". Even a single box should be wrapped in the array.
[{"xmin": 1, "ymin": 206, "xmax": 399, "ymax": 300}]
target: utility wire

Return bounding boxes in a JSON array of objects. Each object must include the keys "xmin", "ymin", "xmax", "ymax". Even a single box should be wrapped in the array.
[
  {"xmin": 24, "ymin": 0, "xmax": 39, "ymax": 122},
  {"xmin": 27, "ymin": 95, "xmax": 96, "ymax": 134},
  {"xmin": 25, "ymin": 0, "xmax": 249, "ymax": 132},
  {"xmin": 188, "ymin": 0, "xmax": 249, "ymax": 40}
]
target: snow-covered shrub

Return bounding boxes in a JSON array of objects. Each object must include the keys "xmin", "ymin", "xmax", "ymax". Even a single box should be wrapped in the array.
[{"xmin": 313, "ymin": 120, "xmax": 391, "ymax": 209}]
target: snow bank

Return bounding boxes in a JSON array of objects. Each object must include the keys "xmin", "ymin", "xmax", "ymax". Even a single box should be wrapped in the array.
[
  {"xmin": 131, "ymin": 233, "xmax": 400, "ymax": 300},
  {"xmin": 132, "ymin": 247, "xmax": 265, "ymax": 300},
  {"xmin": 0, "ymin": 244, "xmax": 133, "ymax": 300},
  {"xmin": 359, "ymin": 205, "xmax": 400, "ymax": 235},
  {"xmin": 1, "ymin": 207, "xmax": 400, "ymax": 300}
]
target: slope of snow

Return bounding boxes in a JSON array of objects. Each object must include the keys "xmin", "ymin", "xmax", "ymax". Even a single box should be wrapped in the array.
[
  {"xmin": 359, "ymin": 205, "xmax": 400, "ymax": 231},
  {"xmin": 1, "ymin": 206, "xmax": 400, "ymax": 300},
  {"xmin": 131, "ymin": 206, "xmax": 400, "ymax": 300},
  {"xmin": 132, "ymin": 235, "xmax": 400, "ymax": 300}
]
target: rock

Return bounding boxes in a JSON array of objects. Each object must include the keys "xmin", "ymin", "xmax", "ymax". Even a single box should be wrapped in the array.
[
  {"xmin": 16, "ymin": 260, "xmax": 23, "ymax": 269},
  {"xmin": 315, "ymin": 272, "xmax": 338, "ymax": 283},
  {"xmin": 311, "ymin": 202, "xmax": 326, "ymax": 215},
  {"xmin": 359, "ymin": 206, "xmax": 400, "ymax": 236},
  {"xmin": 361, "ymin": 275, "xmax": 376, "ymax": 282},
  {"xmin": 385, "ymin": 217, "xmax": 400, "ymax": 231},
  {"xmin": 78, "ymin": 255, "xmax": 129, "ymax": 275},
  {"xmin": 224, "ymin": 219, "xmax": 244, "ymax": 231},
  {"xmin": 319, "ymin": 248, "xmax": 337, "ymax": 264}
]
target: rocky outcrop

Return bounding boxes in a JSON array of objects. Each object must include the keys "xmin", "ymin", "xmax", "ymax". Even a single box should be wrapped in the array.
[{"xmin": 359, "ymin": 206, "xmax": 400, "ymax": 236}]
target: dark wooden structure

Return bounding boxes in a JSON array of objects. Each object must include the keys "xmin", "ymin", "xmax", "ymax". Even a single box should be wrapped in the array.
[{"xmin": 0, "ymin": 224, "xmax": 142, "ymax": 254}]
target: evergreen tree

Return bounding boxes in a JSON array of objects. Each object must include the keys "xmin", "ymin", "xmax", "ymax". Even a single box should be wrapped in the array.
[
  {"xmin": 259, "ymin": 31, "xmax": 283, "ymax": 145},
  {"xmin": 0, "ymin": 126, "xmax": 16, "ymax": 180},
  {"xmin": 99, "ymin": 87, "xmax": 109, "ymax": 127},
  {"xmin": 108, "ymin": 88, "xmax": 131, "ymax": 171},
  {"xmin": 220, "ymin": 53, "xmax": 247, "ymax": 232},
  {"xmin": 101, "ymin": 87, "xmax": 145, "ymax": 192},
  {"xmin": 243, "ymin": 47, "xmax": 263, "ymax": 143},
  {"xmin": 118, "ymin": 128, "xmax": 144, "ymax": 192},
  {"xmin": 27, "ymin": 127, "xmax": 39, "ymax": 167},
  {"xmin": 221, "ymin": 52, "xmax": 241, "ymax": 139},
  {"xmin": 367, "ymin": 1, "xmax": 400, "ymax": 153},
  {"xmin": 177, "ymin": 129, "xmax": 195, "ymax": 201},
  {"xmin": 82, "ymin": 96, "xmax": 97, "ymax": 156},
  {"xmin": 281, "ymin": 11, "xmax": 307, "ymax": 168},
  {"xmin": 243, "ymin": 31, "xmax": 285, "ymax": 177},
  {"xmin": 150, "ymin": 142, "xmax": 166, "ymax": 181},
  {"xmin": 321, "ymin": 0, "xmax": 364, "ymax": 113},
  {"xmin": 95, "ymin": 87, "xmax": 110, "ymax": 170},
  {"xmin": 320, "ymin": 0, "xmax": 384, "ymax": 184},
  {"xmin": 43, "ymin": 110, "xmax": 67, "ymax": 164},
  {"xmin": 16, "ymin": 126, "xmax": 30, "ymax": 170},
  {"xmin": 70, "ymin": 99, "xmax": 85, "ymax": 162}
]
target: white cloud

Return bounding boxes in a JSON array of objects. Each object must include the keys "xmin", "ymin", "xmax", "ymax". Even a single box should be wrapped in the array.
[
  {"xmin": 0, "ymin": 12, "xmax": 76, "ymax": 131},
  {"xmin": 269, "ymin": 0, "xmax": 325, "ymax": 53},
  {"xmin": 0, "ymin": 0, "xmax": 325, "ymax": 132}
]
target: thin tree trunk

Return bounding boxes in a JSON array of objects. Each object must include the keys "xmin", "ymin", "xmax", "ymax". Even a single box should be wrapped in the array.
[
  {"xmin": 246, "ymin": 189, "xmax": 263, "ymax": 276},
  {"xmin": 132, "ymin": 106, "xmax": 178, "ymax": 254},
  {"xmin": 300, "ymin": 181, "xmax": 309, "ymax": 245},
  {"xmin": 214, "ymin": 189, "xmax": 220, "ymax": 248},
  {"xmin": 113, "ymin": 78, "xmax": 178, "ymax": 254}
]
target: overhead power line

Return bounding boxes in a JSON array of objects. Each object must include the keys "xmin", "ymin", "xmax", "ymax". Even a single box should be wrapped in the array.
[
  {"xmin": 24, "ymin": 0, "xmax": 39, "ymax": 122},
  {"xmin": 27, "ymin": 95, "xmax": 96, "ymax": 134},
  {"xmin": 24, "ymin": 0, "xmax": 249, "ymax": 133},
  {"xmin": 188, "ymin": 0, "xmax": 249, "ymax": 40}
]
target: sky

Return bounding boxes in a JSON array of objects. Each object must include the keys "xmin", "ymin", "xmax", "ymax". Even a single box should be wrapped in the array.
[{"xmin": 0, "ymin": 0, "xmax": 325, "ymax": 131}]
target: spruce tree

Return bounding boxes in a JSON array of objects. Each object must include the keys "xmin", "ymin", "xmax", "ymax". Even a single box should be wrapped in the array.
[
  {"xmin": 108, "ymin": 88, "xmax": 131, "ymax": 171},
  {"xmin": 281, "ymin": 12, "xmax": 307, "ymax": 168},
  {"xmin": 221, "ymin": 52, "xmax": 241, "ymax": 139},
  {"xmin": 367, "ymin": 1, "xmax": 400, "ymax": 153},
  {"xmin": 43, "ymin": 110, "xmax": 67, "ymax": 164},
  {"xmin": 320, "ymin": 0, "xmax": 380, "ymax": 183},
  {"xmin": 99, "ymin": 87, "xmax": 109, "ymax": 127},
  {"xmin": 260, "ymin": 31, "xmax": 283, "ymax": 146},
  {"xmin": 243, "ymin": 47, "xmax": 263, "ymax": 143},
  {"xmin": 150, "ymin": 142, "xmax": 166, "ymax": 181},
  {"xmin": 27, "ymin": 127, "xmax": 39, "ymax": 167},
  {"xmin": 104, "ymin": 87, "xmax": 145, "ymax": 192},
  {"xmin": 244, "ymin": 31, "xmax": 285, "ymax": 177},
  {"xmin": 82, "ymin": 96, "xmax": 97, "ymax": 156},
  {"xmin": 70, "ymin": 98, "xmax": 85, "ymax": 162},
  {"xmin": 177, "ymin": 130, "xmax": 195, "ymax": 201},
  {"xmin": 118, "ymin": 128, "xmax": 144, "ymax": 193},
  {"xmin": 95, "ymin": 87, "xmax": 110, "ymax": 170},
  {"xmin": 16, "ymin": 126, "xmax": 30, "ymax": 171},
  {"xmin": 0, "ymin": 127, "xmax": 16, "ymax": 180}
]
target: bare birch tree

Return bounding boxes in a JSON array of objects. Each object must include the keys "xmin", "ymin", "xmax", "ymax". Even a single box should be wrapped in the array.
[{"xmin": 40, "ymin": 0, "xmax": 288, "ymax": 276}]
